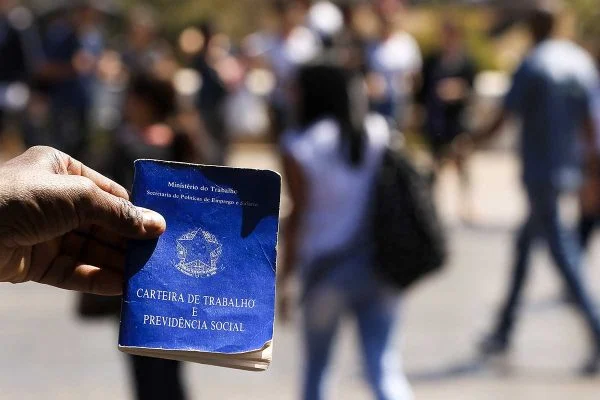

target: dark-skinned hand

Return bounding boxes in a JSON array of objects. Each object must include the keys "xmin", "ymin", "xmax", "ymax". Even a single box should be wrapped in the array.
[{"xmin": 0, "ymin": 146, "xmax": 166, "ymax": 295}]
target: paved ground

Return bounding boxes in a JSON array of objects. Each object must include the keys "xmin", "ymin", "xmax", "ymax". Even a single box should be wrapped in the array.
[{"xmin": 2, "ymin": 144, "xmax": 600, "ymax": 399}]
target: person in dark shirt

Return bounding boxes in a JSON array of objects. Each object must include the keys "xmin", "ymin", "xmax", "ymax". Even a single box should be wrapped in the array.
[
  {"xmin": 108, "ymin": 74, "xmax": 197, "ymax": 187},
  {"xmin": 458, "ymin": 7, "xmax": 600, "ymax": 374},
  {"xmin": 192, "ymin": 21, "xmax": 229, "ymax": 165},
  {"xmin": 78, "ymin": 74, "xmax": 199, "ymax": 400},
  {"xmin": 0, "ymin": 4, "xmax": 41, "ymax": 136},
  {"xmin": 420, "ymin": 20, "xmax": 475, "ymax": 161},
  {"xmin": 418, "ymin": 19, "xmax": 476, "ymax": 220},
  {"xmin": 35, "ymin": 10, "xmax": 89, "ymax": 159}
]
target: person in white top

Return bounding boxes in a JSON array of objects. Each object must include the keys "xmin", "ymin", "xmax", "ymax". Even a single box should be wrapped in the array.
[
  {"xmin": 244, "ymin": 1, "xmax": 321, "ymax": 137},
  {"xmin": 366, "ymin": 0, "xmax": 422, "ymax": 127},
  {"xmin": 279, "ymin": 64, "xmax": 413, "ymax": 400}
]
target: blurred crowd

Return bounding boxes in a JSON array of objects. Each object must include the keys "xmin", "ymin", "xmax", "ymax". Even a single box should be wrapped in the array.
[
  {"xmin": 2, "ymin": 0, "xmax": 600, "ymax": 399},
  {"xmin": 0, "ymin": 0, "xmax": 483, "ymax": 167}
]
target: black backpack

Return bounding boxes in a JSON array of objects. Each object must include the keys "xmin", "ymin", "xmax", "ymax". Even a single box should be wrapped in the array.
[{"xmin": 372, "ymin": 148, "xmax": 447, "ymax": 290}]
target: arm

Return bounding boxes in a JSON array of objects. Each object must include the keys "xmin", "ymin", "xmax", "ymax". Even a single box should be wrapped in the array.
[
  {"xmin": 470, "ymin": 108, "xmax": 510, "ymax": 148},
  {"xmin": 579, "ymin": 110, "xmax": 600, "ymax": 215},
  {"xmin": 583, "ymin": 111, "xmax": 600, "ymax": 174},
  {"xmin": 277, "ymin": 153, "xmax": 308, "ymax": 322},
  {"xmin": 459, "ymin": 62, "xmax": 528, "ymax": 150},
  {"xmin": 279, "ymin": 154, "xmax": 308, "ymax": 286}
]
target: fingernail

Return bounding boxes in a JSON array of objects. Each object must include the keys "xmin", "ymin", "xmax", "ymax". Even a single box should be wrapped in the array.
[{"xmin": 140, "ymin": 208, "xmax": 167, "ymax": 234}]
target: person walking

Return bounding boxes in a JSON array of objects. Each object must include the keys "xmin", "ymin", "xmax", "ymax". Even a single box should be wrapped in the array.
[
  {"xmin": 278, "ymin": 64, "xmax": 413, "ymax": 400},
  {"xmin": 458, "ymin": 5, "xmax": 600, "ymax": 374},
  {"xmin": 365, "ymin": 0, "xmax": 421, "ymax": 130},
  {"xmin": 418, "ymin": 19, "xmax": 476, "ymax": 221}
]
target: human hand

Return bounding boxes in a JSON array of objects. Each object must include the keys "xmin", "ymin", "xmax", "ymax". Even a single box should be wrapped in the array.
[
  {"xmin": 436, "ymin": 77, "xmax": 469, "ymax": 103},
  {"xmin": 450, "ymin": 133, "xmax": 475, "ymax": 159},
  {"xmin": 0, "ymin": 146, "xmax": 166, "ymax": 295},
  {"xmin": 581, "ymin": 158, "xmax": 600, "ymax": 215}
]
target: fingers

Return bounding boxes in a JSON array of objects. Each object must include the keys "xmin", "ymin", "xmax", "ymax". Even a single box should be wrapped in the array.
[
  {"xmin": 42, "ymin": 255, "xmax": 124, "ymax": 296},
  {"xmin": 70, "ymin": 176, "xmax": 166, "ymax": 239},
  {"xmin": 15, "ymin": 146, "xmax": 130, "ymax": 200},
  {"xmin": 62, "ymin": 154, "xmax": 130, "ymax": 200}
]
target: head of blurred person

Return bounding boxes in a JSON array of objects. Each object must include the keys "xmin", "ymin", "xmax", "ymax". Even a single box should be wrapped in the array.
[
  {"xmin": 272, "ymin": 0, "xmax": 307, "ymax": 35},
  {"xmin": 72, "ymin": 3, "xmax": 102, "ymax": 31},
  {"xmin": 527, "ymin": 5, "xmax": 557, "ymax": 44},
  {"xmin": 125, "ymin": 74, "xmax": 177, "ymax": 132},
  {"xmin": 198, "ymin": 21, "xmax": 217, "ymax": 56},
  {"xmin": 373, "ymin": 0, "xmax": 405, "ymax": 29},
  {"xmin": 200, "ymin": 22, "xmax": 231, "ymax": 64},
  {"xmin": 294, "ymin": 64, "xmax": 366, "ymax": 166},
  {"xmin": 127, "ymin": 5, "xmax": 160, "ymax": 50},
  {"xmin": 441, "ymin": 19, "xmax": 465, "ymax": 55}
]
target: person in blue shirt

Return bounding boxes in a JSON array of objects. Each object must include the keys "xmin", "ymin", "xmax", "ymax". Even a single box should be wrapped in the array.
[
  {"xmin": 458, "ymin": 5, "xmax": 600, "ymax": 374},
  {"xmin": 36, "ymin": 10, "xmax": 89, "ymax": 159}
]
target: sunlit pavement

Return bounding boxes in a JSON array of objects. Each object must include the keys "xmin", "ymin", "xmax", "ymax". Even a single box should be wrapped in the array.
[{"xmin": 1, "ymin": 144, "xmax": 600, "ymax": 399}]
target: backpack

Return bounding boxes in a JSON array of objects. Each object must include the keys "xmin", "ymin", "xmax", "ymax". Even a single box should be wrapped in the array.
[{"xmin": 372, "ymin": 148, "xmax": 447, "ymax": 290}]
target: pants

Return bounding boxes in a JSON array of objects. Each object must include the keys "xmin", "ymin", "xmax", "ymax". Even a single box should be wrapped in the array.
[
  {"xmin": 128, "ymin": 356, "xmax": 187, "ymax": 400},
  {"xmin": 302, "ymin": 281, "xmax": 412, "ymax": 400},
  {"xmin": 495, "ymin": 185, "xmax": 600, "ymax": 349}
]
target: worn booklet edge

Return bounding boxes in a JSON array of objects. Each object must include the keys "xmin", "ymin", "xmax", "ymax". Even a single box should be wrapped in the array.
[{"xmin": 118, "ymin": 340, "xmax": 273, "ymax": 372}]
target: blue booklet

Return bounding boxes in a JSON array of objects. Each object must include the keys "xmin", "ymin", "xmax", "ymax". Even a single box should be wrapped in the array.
[{"xmin": 118, "ymin": 160, "xmax": 281, "ymax": 371}]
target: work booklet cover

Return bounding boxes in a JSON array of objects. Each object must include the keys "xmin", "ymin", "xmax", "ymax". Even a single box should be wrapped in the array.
[{"xmin": 118, "ymin": 160, "xmax": 281, "ymax": 370}]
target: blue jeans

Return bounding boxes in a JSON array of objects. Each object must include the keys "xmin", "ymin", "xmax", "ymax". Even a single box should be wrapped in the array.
[
  {"xmin": 496, "ymin": 185, "xmax": 600, "ymax": 348},
  {"xmin": 301, "ymin": 268, "xmax": 413, "ymax": 400}
]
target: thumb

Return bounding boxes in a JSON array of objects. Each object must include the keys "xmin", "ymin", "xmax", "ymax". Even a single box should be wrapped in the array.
[{"xmin": 72, "ymin": 177, "xmax": 166, "ymax": 238}]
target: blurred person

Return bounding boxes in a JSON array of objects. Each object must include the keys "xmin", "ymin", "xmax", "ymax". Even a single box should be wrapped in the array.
[
  {"xmin": 0, "ymin": 145, "xmax": 166, "ymax": 294},
  {"xmin": 72, "ymin": 2, "xmax": 108, "ymax": 127},
  {"xmin": 121, "ymin": 4, "xmax": 173, "ymax": 77},
  {"xmin": 365, "ymin": 0, "xmax": 421, "ymax": 129},
  {"xmin": 0, "ymin": 2, "xmax": 42, "ymax": 139},
  {"xmin": 77, "ymin": 74, "xmax": 198, "ymax": 400},
  {"xmin": 73, "ymin": 3, "xmax": 106, "ymax": 89},
  {"xmin": 306, "ymin": 0, "xmax": 344, "ymax": 49},
  {"xmin": 32, "ymin": 6, "xmax": 93, "ymax": 159},
  {"xmin": 335, "ymin": 3, "xmax": 369, "ymax": 73},
  {"xmin": 246, "ymin": 0, "xmax": 321, "ymax": 138},
  {"xmin": 417, "ymin": 19, "xmax": 476, "ymax": 221},
  {"xmin": 192, "ymin": 21, "xmax": 230, "ymax": 165},
  {"xmin": 279, "ymin": 64, "xmax": 413, "ymax": 400},
  {"xmin": 106, "ymin": 74, "xmax": 200, "ymax": 198},
  {"xmin": 459, "ymin": 5, "xmax": 600, "ymax": 373}
]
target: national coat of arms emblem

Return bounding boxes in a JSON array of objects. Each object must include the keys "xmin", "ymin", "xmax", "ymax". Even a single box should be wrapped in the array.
[{"xmin": 175, "ymin": 228, "xmax": 223, "ymax": 278}]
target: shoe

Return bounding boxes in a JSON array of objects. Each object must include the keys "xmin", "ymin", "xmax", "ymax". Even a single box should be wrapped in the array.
[{"xmin": 479, "ymin": 332, "xmax": 510, "ymax": 356}]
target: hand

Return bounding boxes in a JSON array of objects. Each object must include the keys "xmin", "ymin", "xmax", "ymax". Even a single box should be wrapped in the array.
[
  {"xmin": 0, "ymin": 146, "xmax": 166, "ymax": 295},
  {"xmin": 436, "ymin": 77, "xmax": 469, "ymax": 103},
  {"xmin": 581, "ymin": 159, "xmax": 600, "ymax": 215},
  {"xmin": 450, "ymin": 133, "xmax": 475, "ymax": 159}
]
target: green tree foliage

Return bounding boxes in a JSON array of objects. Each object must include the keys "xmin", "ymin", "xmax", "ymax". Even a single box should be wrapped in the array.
[{"xmin": 118, "ymin": 0, "xmax": 268, "ymax": 40}]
